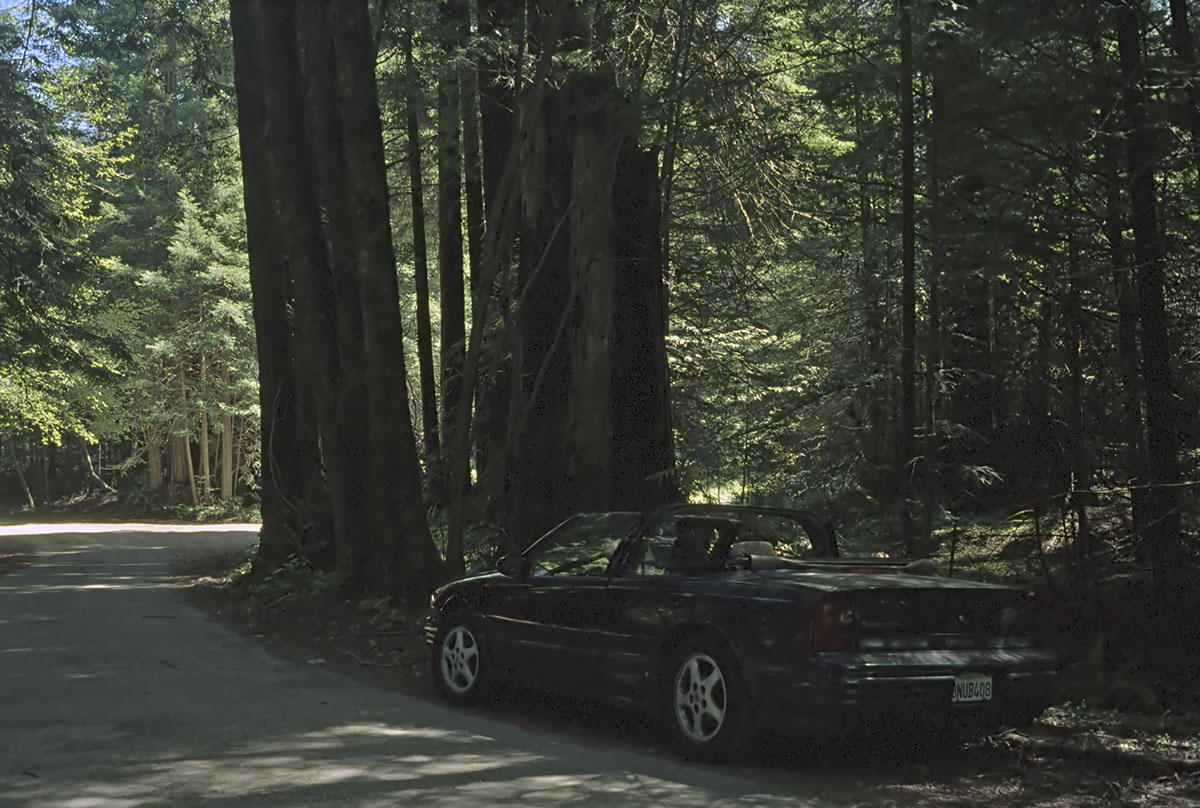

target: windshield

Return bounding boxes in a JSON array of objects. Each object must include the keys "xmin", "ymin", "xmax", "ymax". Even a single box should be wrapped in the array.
[{"xmin": 524, "ymin": 512, "xmax": 639, "ymax": 577}]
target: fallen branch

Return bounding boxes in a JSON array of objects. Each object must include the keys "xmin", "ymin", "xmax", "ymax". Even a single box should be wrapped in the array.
[{"xmin": 997, "ymin": 729, "xmax": 1200, "ymax": 775}]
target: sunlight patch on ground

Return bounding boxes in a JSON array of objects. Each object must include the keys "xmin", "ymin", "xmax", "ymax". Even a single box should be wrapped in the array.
[{"xmin": 7, "ymin": 719, "xmax": 823, "ymax": 807}]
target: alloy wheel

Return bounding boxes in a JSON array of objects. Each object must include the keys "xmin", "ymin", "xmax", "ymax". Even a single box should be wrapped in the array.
[
  {"xmin": 673, "ymin": 651, "xmax": 728, "ymax": 743},
  {"xmin": 439, "ymin": 625, "xmax": 480, "ymax": 696}
]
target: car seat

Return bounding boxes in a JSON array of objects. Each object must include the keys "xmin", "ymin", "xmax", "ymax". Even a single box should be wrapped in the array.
[
  {"xmin": 666, "ymin": 530, "xmax": 710, "ymax": 570},
  {"xmin": 727, "ymin": 540, "xmax": 776, "ymax": 559}
]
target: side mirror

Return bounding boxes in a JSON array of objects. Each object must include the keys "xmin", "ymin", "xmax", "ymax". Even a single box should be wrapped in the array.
[{"xmin": 497, "ymin": 554, "xmax": 527, "ymax": 577}]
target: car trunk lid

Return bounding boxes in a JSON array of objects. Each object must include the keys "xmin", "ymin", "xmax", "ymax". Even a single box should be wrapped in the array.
[{"xmin": 812, "ymin": 584, "xmax": 1038, "ymax": 652}]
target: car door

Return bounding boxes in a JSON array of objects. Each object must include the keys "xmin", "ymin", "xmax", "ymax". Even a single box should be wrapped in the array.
[
  {"xmin": 522, "ymin": 574, "xmax": 612, "ymax": 690},
  {"xmin": 598, "ymin": 517, "xmax": 698, "ymax": 703},
  {"xmin": 500, "ymin": 513, "xmax": 639, "ymax": 691}
]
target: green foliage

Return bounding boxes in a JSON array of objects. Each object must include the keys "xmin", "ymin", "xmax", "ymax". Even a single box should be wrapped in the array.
[
  {"xmin": 250, "ymin": 554, "xmax": 339, "ymax": 599},
  {"xmin": 227, "ymin": 545, "xmax": 256, "ymax": 585},
  {"xmin": 105, "ymin": 186, "xmax": 255, "ymax": 433},
  {"xmin": 160, "ymin": 500, "xmax": 260, "ymax": 524},
  {"xmin": 0, "ymin": 20, "xmax": 91, "ymax": 350},
  {"xmin": 0, "ymin": 10, "xmax": 133, "ymax": 469},
  {"xmin": 0, "ymin": 0, "xmax": 259, "ymax": 509},
  {"xmin": 426, "ymin": 509, "xmax": 510, "ymax": 573}
]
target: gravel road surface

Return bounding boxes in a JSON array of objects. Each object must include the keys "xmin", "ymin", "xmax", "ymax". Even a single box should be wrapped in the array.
[{"xmin": 0, "ymin": 524, "xmax": 849, "ymax": 807}]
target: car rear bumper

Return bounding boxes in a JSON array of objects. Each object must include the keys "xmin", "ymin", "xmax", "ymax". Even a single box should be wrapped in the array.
[{"xmin": 748, "ymin": 648, "xmax": 1060, "ymax": 734}]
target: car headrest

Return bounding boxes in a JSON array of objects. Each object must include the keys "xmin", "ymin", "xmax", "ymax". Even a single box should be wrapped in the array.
[{"xmin": 728, "ymin": 540, "xmax": 775, "ymax": 558}]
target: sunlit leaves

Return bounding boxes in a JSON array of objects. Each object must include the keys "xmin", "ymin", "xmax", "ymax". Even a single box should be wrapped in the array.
[{"xmin": 0, "ymin": 0, "xmax": 257, "ymax": 504}]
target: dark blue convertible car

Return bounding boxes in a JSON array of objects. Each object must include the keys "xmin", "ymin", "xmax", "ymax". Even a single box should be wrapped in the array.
[{"xmin": 425, "ymin": 504, "xmax": 1059, "ymax": 759}]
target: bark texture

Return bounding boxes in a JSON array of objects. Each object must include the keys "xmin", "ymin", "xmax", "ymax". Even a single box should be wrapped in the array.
[
  {"xmin": 231, "ymin": 0, "xmax": 443, "ymax": 597},
  {"xmin": 1116, "ymin": 0, "xmax": 1182, "ymax": 593}
]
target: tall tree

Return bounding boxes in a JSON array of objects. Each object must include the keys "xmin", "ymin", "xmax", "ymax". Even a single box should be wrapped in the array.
[
  {"xmin": 403, "ymin": 10, "xmax": 442, "ymax": 474},
  {"xmin": 473, "ymin": 0, "xmax": 521, "ymax": 522},
  {"xmin": 329, "ymin": 0, "xmax": 446, "ymax": 594},
  {"xmin": 502, "ymin": 2, "xmax": 674, "ymax": 540},
  {"xmin": 230, "ymin": 0, "xmax": 443, "ymax": 598},
  {"xmin": 437, "ymin": 0, "xmax": 468, "ymax": 528},
  {"xmin": 230, "ymin": 0, "xmax": 329, "ymax": 566},
  {"xmin": 898, "ymin": 0, "xmax": 917, "ymax": 554},
  {"xmin": 1116, "ymin": 0, "xmax": 1183, "ymax": 594}
]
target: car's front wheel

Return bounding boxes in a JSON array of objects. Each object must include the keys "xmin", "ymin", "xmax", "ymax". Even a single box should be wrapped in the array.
[
  {"xmin": 432, "ymin": 620, "xmax": 487, "ymax": 703},
  {"xmin": 664, "ymin": 642, "xmax": 753, "ymax": 760}
]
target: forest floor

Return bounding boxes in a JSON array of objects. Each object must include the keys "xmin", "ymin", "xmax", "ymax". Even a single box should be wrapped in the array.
[{"xmin": 174, "ymin": 543, "xmax": 1200, "ymax": 808}]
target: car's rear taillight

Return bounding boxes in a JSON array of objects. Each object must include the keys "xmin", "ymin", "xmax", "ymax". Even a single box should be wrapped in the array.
[{"xmin": 810, "ymin": 592, "xmax": 858, "ymax": 651}]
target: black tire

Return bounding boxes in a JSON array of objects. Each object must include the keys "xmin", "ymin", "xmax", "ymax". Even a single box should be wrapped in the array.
[
  {"xmin": 431, "ymin": 619, "xmax": 488, "ymax": 703},
  {"xmin": 662, "ymin": 640, "xmax": 754, "ymax": 761}
]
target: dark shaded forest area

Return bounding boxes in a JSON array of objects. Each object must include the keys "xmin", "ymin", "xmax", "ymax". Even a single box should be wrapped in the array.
[{"xmin": 1, "ymin": 0, "xmax": 1199, "ymax": 710}]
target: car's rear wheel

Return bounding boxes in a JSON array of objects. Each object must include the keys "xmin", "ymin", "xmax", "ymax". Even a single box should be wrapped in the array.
[
  {"xmin": 664, "ymin": 642, "xmax": 753, "ymax": 761},
  {"xmin": 432, "ymin": 620, "xmax": 487, "ymax": 703}
]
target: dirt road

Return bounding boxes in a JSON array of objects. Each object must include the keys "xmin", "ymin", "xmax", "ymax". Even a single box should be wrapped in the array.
[
  {"xmin": 0, "ymin": 524, "xmax": 856, "ymax": 807},
  {"xmin": 2, "ymin": 523, "xmax": 1193, "ymax": 807}
]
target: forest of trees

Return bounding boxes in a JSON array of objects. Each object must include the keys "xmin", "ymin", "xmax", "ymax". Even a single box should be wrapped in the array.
[{"xmin": 2, "ymin": 0, "xmax": 1199, "ymax": 651}]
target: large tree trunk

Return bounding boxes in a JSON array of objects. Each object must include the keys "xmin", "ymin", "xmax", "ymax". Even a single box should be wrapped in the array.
[
  {"xmin": 1088, "ymin": 2, "xmax": 1148, "ymax": 550},
  {"xmin": 328, "ymin": 0, "xmax": 444, "ymax": 597},
  {"xmin": 437, "ymin": 0, "xmax": 468, "ymax": 571},
  {"xmin": 232, "ymin": 0, "xmax": 335, "ymax": 572},
  {"xmin": 1116, "ymin": 0, "xmax": 1183, "ymax": 594},
  {"xmin": 297, "ymin": 0, "xmax": 382, "ymax": 576},
  {"xmin": 513, "ymin": 82, "xmax": 575, "ymax": 543},
  {"xmin": 233, "ymin": 0, "xmax": 442, "ymax": 594},
  {"xmin": 565, "ymin": 73, "xmax": 620, "ymax": 511},
  {"xmin": 928, "ymin": 2, "xmax": 994, "ymax": 514},
  {"xmin": 439, "ymin": 2, "xmax": 673, "ymax": 550},
  {"xmin": 475, "ymin": 0, "xmax": 520, "ymax": 525},
  {"xmin": 258, "ymin": 0, "xmax": 350, "ymax": 572},
  {"xmin": 611, "ymin": 140, "xmax": 674, "ymax": 508},
  {"xmin": 496, "ymin": 8, "xmax": 675, "ymax": 541}
]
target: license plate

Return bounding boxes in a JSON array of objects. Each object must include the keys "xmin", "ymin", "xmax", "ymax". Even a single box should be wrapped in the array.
[{"xmin": 952, "ymin": 672, "xmax": 993, "ymax": 703}]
